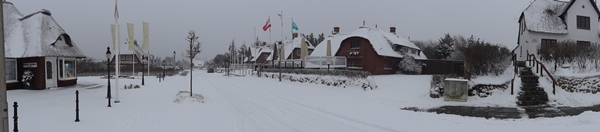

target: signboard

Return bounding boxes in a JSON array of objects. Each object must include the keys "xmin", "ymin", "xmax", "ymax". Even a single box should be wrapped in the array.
[{"xmin": 23, "ymin": 63, "xmax": 37, "ymax": 68}]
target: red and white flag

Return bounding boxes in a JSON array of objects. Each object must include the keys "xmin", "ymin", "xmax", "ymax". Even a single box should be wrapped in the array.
[{"xmin": 262, "ymin": 17, "xmax": 271, "ymax": 31}]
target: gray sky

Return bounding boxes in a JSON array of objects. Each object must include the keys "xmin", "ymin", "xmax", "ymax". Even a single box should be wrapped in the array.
[{"xmin": 10, "ymin": 0, "xmax": 533, "ymax": 60}]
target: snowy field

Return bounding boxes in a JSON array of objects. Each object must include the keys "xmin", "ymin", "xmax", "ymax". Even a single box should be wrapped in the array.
[{"xmin": 6, "ymin": 70, "xmax": 600, "ymax": 132}]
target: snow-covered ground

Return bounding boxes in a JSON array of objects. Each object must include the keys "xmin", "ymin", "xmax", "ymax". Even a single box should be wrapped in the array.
[{"xmin": 6, "ymin": 70, "xmax": 600, "ymax": 132}]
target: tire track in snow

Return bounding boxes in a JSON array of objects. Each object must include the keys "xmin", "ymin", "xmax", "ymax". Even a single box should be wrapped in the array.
[
  {"xmin": 207, "ymin": 75, "xmax": 401, "ymax": 132},
  {"xmin": 202, "ymin": 75, "xmax": 303, "ymax": 132}
]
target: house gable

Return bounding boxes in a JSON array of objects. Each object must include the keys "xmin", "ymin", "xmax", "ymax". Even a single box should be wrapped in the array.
[{"xmin": 558, "ymin": 0, "xmax": 600, "ymax": 19}]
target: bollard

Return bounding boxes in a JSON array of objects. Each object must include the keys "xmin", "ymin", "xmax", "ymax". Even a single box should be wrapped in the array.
[
  {"xmin": 13, "ymin": 102, "xmax": 18, "ymax": 132},
  {"xmin": 75, "ymin": 90, "xmax": 80, "ymax": 122}
]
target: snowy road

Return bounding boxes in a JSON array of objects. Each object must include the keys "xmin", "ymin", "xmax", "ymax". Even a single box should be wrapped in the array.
[
  {"xmin": 200, "ymin": 73, "xmax": 401, "ymax": 132},
  {"xmin": 6, "ymin": 70, "xmax": 600, "ymax": 132}
]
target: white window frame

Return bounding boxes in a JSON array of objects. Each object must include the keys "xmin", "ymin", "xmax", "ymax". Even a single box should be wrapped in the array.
[
  {"xmin": 59, "ymin": 57, "xmax": 77, "ymax": 80},
  {"xmin": 5, "ymin": 59, "xmax": 17, "ymax": 83}
]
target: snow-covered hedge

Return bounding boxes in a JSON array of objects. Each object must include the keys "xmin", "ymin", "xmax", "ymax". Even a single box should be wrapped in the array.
[
  {"xmin": 260, "ymin": 73, "xmax": 373, "ymax": 90},
  {"xmin": 260, "ymin": 69, "xmax": 370, "ymax": 79}
]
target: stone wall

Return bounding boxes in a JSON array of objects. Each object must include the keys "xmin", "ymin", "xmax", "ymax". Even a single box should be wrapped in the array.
[{"xmin": 557, "ymin": 76, "xmax": 600, "ymax": 94}]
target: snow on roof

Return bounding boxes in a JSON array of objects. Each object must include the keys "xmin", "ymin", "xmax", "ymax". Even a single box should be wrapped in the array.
[
  {"xmin": 520, "ymin": 0, "xmax": 569, "ymax": 34},
  {"xmin": 3, "ymin": 2, "xmax": 86, "ymax": 58},
  {"xmin": 280, "ymin": 36, "xmax": 314, "ymax": 59},
  {"xmin": 248, "ymin": 46, "xmax": 271, "ymax": 62},
  {"xmin": 310, "ymin": 26, "xmax": 422, "ymax": 59}
]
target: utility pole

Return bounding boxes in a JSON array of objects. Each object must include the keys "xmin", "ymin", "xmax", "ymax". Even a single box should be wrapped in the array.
[{"xmin": 0, "ymin": 2, "xmax": 10, "ymax": 131}]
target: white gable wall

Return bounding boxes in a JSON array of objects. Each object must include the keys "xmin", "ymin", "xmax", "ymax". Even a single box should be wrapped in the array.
[{"xmin": 518, "ymin": 0, "xmax": 600, "ymax": 61}]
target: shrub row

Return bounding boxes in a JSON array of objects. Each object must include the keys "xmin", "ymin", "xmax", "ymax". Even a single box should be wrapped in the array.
[
  {"xmin": 260, "ymin": 73, "xmax": 369, "ymax": 89},
  {"xmin": 260, "ymin": 69, "xmax": 370, "ymax": 79}
]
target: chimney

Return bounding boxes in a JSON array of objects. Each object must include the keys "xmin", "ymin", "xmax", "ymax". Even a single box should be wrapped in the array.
[
  {"xmin": 292, "ymin": 32, "xmax": 298, "ymax": 39},
  {"xmin": 390, "ymin": 27, "xmax": 396, "ymax": 34},
  {"xmin": 333, "ymin": 27, "xmax": 340, "ymax": 35}
]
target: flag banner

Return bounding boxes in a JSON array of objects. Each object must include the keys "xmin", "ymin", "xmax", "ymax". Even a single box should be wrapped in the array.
[
  {"xmin": 292, "ymin": 21, "xmax": 298, "ymax": 30},
  {"xmin": 142, "ymin": 22, "xmax": 149, "ymax": 50},
  {"xmin": 114, "ymin": 1, "xmax": 119, "ymax": 19},
  {"xmin": 127, "ymin": 23, "xmax": 135, "ymax": 51},
  {"xmin": 278, "ymin": 11, "xmax": 283, "ymax": 26},
  {"xmin": 263, "ymin": 17, "xmax": 271, "ymax": 31},
  {"xmin": 111, "ymin": 24, "xmax": 117, "ymax": 50}
]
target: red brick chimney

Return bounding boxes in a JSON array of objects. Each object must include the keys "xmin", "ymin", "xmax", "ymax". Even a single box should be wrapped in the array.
[
  {"xmin": 333, "ymin": 27, "xmax": 340, "ymax": 34},
  {"xmin": 390, "ymin": 27, "xmax": 396, "ymax": 34}
]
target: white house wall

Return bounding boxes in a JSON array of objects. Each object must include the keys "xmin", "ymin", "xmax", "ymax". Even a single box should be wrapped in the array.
[{"xmin": 518, "ymin": 0, "xmax": 600, "ymax": 61}]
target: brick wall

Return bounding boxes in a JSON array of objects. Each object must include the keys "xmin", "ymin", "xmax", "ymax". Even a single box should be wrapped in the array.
[
  {"xmin": 336, "ymin": 37, "xmax": 401, "ymax": 75},
  {"xmin": 17, "ymin": 57, "xmax": 46, "ymax": 90}
]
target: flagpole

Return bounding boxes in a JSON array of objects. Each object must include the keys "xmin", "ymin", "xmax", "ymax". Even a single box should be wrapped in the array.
[
  {"xmin": 147, "ymin": 51, "xmax": 150, "ymax": 76},
  {"xmin": 114, "ymin": 0, "xmax": 121, "ymax": 103},
  {"xmin": 280, "ymin": 11, "xmax": 283, "ymax": 42}
]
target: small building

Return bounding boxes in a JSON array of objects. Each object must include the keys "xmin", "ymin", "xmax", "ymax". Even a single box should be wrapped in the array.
[
  {"xmin": 310, "ymin": 26, "xmax": 426, "ymax": 75},
  {"xmin": 516, "ymin": 0, "xmax": 600, "ymax": 61},
  {"xmin": 282, "ymin": 33, "xmax": 315, "ymax": 60},
  {"xmin": 246, "ymin": 46, "xmax": 271, "ymax": 64},
  {"xmin": 4, "ymin": 1, "xmax": 86, "ymax": 90}
]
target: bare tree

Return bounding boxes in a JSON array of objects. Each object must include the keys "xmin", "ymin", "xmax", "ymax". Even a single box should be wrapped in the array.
[{"xmin": 185, "ymin": 30, "xmax": 202, "ymax": 96}]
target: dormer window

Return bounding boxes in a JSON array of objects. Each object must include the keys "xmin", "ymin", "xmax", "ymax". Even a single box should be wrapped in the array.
[
  {"xmin": 350, "ymin": 40, "xmax": 360, "ymax": 49},
  {"xmin": 577, "ymin": 16, "xmax": 590, "ymax": 30}
]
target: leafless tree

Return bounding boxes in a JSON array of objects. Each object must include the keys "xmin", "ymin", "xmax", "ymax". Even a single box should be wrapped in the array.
[{"xmin": 185, "ymin": 30, "xmax": 202, "ymax": 96}]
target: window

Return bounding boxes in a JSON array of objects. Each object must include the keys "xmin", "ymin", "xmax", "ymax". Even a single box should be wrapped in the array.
[
  {"xmin": 64, "ymin": 60, "xmax": 75, "ymax": 78},
  {"xmin": 541, "ymin": 39, "xmax": 557, "ymax": 47},
  {"xmin": 46, "ymin": 61, "xmax": 52, "ymax": 79},
  {"xmin": 384, "ymin": 60, "xmax": 392, "ymax": 69},
  {"xmin": 411, "ymin": 49, "xmax": 417, "ymax": 54},
  {"xmin": 5, "ymin": 59, "xmax": 17, "ymax": 82},
  {"xmin": 577, "ymin": 16, "xmax": 590, "ymax": 30},
  {"xmin": 296, "ymin": 50, "xmax": 301, "ymax": 56},
  {"xmin": 59, "ymin": 58, "xmax": 76, "ymax": 79},
  {"xmin": 348, "ymin": 60, "xmax": 362, "ymax": 68},
  {"xmin": 350, "ymin": 40, "xmax": 360, "ymax": 49},
  {"xmin": 577, "ymin": 41, "xmax": 591, "ymax": 47}
]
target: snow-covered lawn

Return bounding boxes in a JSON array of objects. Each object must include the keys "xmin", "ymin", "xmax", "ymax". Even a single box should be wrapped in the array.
[{"xmin": 6, "ymin": 70, "xmax": 600, "ymax": 132}]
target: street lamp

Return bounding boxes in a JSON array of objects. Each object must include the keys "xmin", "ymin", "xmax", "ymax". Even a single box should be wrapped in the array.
[
  {"xmin": 105, "ymin": 47, "xmax": 112, "ymax": 107},
  {"xmin": 162, "ymin": 60, "xmax": 166, "ymax": 81},
  {"xmin": 173, "ymin": 51, "xmax": 176, "ymax": 75},
  {"xmin": 141, "ymin": 55, "xmax": 146, "ymax": 85}
]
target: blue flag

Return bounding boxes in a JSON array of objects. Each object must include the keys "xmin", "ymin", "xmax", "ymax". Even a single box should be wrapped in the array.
[{"xmin": 292, "ymin": 21, "xmax": 298, "ymax": 30}]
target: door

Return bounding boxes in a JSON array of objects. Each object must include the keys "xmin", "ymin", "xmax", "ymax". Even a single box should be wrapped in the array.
[{"xmin": 45, "ymin": 57, "xmax": 57, "ymax": 88}]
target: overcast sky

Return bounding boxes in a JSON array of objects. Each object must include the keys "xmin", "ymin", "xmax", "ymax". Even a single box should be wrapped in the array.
[{"xmin": 10, "ymin": 0, "xmax": 534, "ymax": 60}]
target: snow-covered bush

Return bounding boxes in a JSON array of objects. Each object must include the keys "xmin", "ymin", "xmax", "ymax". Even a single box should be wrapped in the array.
[
  {"xmin": 22, "ymin": 70, "xmax": 34, "ymax": 86},
  {"xmin": 537, "ymin": 40, "xmax": 600, "ymax": 73},
  {"xmin": 173, "ymin": 91, "xmax": 204, "ymax": 103},
  {"xmin": 429, "ymin": 75, "xmax": 445, "ymax": 98},
  {"xmin": 398, "ymin": 56, "xmax": 422, "ymax": 75},
  {"xmin": 261, "ymin": 69, "xmax": 370, "ymax": 79}
]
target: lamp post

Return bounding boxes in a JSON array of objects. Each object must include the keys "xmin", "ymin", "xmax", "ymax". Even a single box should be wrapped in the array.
[
  {"xmin": 162, "ymin": 60, "xmax": 166, "ymax": 81},
  {"xmin": 173, "ymin": 51, "xmax": 176, "ymax": 75},
  {"xmin": 106, "ymin": 47, "xmax": 112, "ymax": 107},
  {"xmin": 141, "ymin": 55, "xmax": 145, "ymax": 85}
]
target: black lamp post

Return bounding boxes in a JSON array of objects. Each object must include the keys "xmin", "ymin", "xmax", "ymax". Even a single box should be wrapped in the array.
[
  {"xmin": 141, "ymin": 55, "xmax": 146, "ymax": 85},
  {"xmin": 106, "ymin": 47, "xmax": 112, "ymax": 107},
  {"xmin": 162, "ymin": 60, "xmax": 166, "ymax": 81}
]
